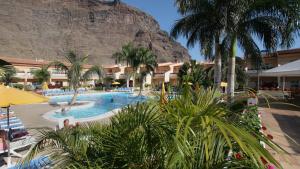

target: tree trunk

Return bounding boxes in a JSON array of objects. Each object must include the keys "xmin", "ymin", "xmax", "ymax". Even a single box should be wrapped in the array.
[
  {"xmin": 70, "ymin": 89, "xmax": 78, "ymax": 105},
  {"xmin": 214, "ymin": 43, "xmax": 222, "ymax": 88},
  {"xmin": 227, "ymin": 38, "xmax": 237, "ymax": 102}
]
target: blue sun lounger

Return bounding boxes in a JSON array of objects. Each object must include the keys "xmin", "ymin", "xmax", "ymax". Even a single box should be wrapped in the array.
[{"xmin": 9, "ymin": 156, "xmax": 52, "ymax": 169}]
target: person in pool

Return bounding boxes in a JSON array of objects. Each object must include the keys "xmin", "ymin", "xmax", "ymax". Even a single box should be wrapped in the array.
[{"xmin": 61, "ymin": 107, "xmax": 70, "ymax": 116}]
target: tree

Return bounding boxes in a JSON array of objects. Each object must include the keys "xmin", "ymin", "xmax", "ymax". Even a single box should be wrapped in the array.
[
  {"xmin": 172, "ymin": 0, "xmax": 226, "ymax": 88},
  {"xmin": 136, "ymin": 47, "xmax": 157, "ymax": 91},
  {"xmin": 0, "ymin": 65, "xmax": 16, "ymax": 86},
  {"xmin": 32, "ymin": 65, "xmax": 51, "ymax": 85},
  {"xmin": 51, "ymin": 51, "xmax": 104, "ymax": 105},
  {"xmin": 113, "ymin": 43, "xmax": 157, "ymax": 91},
  {"xmin": 178, "ymin": 60, "xmax": 212, "ymax": 88},
  {"xmin": 222, "ymin": 0, "xmax": 300, "ymax": 100},
  {"xmin": 24, "ymin": 87, "xmax": 283, "ymax": 168},
  {"xmin": 173, "ymin": 0, "xmax": 300, "ymax": 100}
]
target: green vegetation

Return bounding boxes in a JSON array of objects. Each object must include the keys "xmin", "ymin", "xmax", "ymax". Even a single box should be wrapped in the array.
[
  {"xmin": 50, "ymin": 51, "xmax": 104, "ymax": 105},
  {"xmin": 113, "ymin": 43, "xmax": 157, "ymax": 91},
  {"xmin": 0, "ymin": 65, "xmax": 17, "ymax": 86},
  {"xmin": 32, "ymin": 65, "xmax": 51, "ymax": 84},
  {"xmin": 178, "ymin": 60, "xmax": 213, "ymax": 88},
  {"xmin": 172, "ymin": 0, "xmax": 300, "ymax": 99},
  {"xmin": 25, "ymin": 87, "xmax": 282, "ymax": 168}
]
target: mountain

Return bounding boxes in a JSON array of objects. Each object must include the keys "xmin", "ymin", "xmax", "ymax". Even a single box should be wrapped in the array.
[{"xmin": 0, "ymin": 0, "xmax": 191, "ymax": 65}]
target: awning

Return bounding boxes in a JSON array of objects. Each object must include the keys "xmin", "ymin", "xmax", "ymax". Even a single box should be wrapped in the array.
[{"xmin": 260, "ymin": 59, "xmax": 300, "ymax": 77}]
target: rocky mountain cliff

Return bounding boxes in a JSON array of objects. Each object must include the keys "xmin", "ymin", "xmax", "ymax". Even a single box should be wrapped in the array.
[{"xmin": 0, "ymin": 0, "xmax": 190, "ymax": 65}]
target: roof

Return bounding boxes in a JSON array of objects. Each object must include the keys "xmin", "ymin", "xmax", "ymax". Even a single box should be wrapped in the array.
[
  {"xmin": 157, "ymin": 62, "xmax": 173, "ymax": 66},
  {"xmin": 0, "ymin": 56, "xmax": 93, "ymax": 69},
  {"xmin": 261, "ymin": 59, "xmax": 300, "ymax": 77}
]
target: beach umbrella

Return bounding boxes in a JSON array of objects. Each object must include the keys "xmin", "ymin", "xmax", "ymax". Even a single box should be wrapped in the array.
[
  {"xmin": 112, "ymin": 81, "xmax": 120, "ymax": 85},
  {"xmin": 160, "ymin": 82, "xmax": 167, "ymax": 104},
  {"xmin": 221, "ymin": 82, "xmax": 228, "ymax": 87},
  {"xmin": 42, "ymin": 82, "xmax": 48, "ymax": 90},
  {"xmin": 0, "ymin": 85, "xmax": 49, "ymax": 167}
]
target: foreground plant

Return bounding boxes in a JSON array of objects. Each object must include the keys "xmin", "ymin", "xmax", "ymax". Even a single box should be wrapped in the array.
[{"xmin": 24, "ymin": 87, "xmax": 283, "ymax": 168}]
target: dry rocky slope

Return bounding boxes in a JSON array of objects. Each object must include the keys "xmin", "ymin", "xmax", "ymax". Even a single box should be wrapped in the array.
[{"xmin": 0, "ymin": 0, "xmax": 190, "ymax": 65}]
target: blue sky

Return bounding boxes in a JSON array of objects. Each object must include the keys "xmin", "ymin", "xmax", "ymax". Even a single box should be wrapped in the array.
[{"xmin": 123, "ymin": 0, "xmax": 300, "ymax": 61}]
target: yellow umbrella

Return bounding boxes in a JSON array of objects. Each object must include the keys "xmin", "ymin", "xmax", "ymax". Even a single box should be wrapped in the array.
[
  {"xmin": 112, "ymin": 81, "xmax": 120, "ymax": 85},
  {"xmin": 221, "ymin": 82, "xmax": 228, "ymax": 87},
  {"xmin": 160, "ymin": 82, "xmax": 168, "ymax": 104},
  {"xmin": 0, "ymin": 85, "xmax": 49, "ymax": 166},
  {"xmin": 42, "ymin": 82, "xmax": 49, "ymax": 90},
  {"xmin": 0, "ymin": 85, "xmax": 49, "ymax": 107}
]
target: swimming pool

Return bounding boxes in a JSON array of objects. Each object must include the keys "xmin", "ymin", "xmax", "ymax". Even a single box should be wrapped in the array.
[{"xmin": 45, "ymin": 92, "xmax": 147, "ymax": 121}]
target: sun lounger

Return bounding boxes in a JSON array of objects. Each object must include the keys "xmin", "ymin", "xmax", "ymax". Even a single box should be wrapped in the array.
[
  {"xmin": 1, "ymin": 125, "xmax": 25, "ymax": 131},
  {"xmin": 0, "ymin": 135, "xmax": 36, "ymax": 158},
  {"xmin": 0, "ymin": 117, "xmax": 18, "ymax": 122},
  {"xmin": 9, "ymin": 155, "xmax": 51, "ymax": 169}
]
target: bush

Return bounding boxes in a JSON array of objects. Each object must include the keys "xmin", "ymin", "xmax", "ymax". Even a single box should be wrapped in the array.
[
  {"xmin": 61, "ymin": 86, "xmax": 70, "ymax": 91},
  {"xmin": 94, "ymin": 86, "xmax": 103, "ymax": 91},
  {"xmin": 239, "ymin": 106, "xmax": 261, "ymax": 132},
  {"xmin": 24, "ymin": 85, "xmax": 34, "ymax": 91},
  {"xmin": 12, "ymin": 84, "xmax": 24, "ymax": 90}
]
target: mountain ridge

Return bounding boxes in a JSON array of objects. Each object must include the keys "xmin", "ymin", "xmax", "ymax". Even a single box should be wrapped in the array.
[{"xmin": 0, "ymin": 0, "xmax": 191, "ymax": 65}]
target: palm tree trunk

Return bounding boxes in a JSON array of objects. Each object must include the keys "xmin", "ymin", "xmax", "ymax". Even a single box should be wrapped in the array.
[
  {"xmin": 214, "ymin": 43, "xmax": 222, "ymax": 88},
  {"xmin": 70, "ymin": 89, "xmax": 78, "ymax": 105},
  {"xmin": 227, "ymin": 38, "xmax": 237, "ymax": 102}
]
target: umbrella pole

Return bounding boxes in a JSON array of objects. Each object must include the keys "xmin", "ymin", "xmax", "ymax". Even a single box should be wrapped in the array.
[{"xmin": 6, "ymin": 106, "xmax": 11, "ymax": 167}]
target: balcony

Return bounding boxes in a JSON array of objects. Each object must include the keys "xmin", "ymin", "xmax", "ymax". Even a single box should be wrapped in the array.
[
  {"xmin": 51, "ymin": 73, "xmax": 67, "ymax": 79},
  {"xmin": 153, "ymin": 73, "xmax": 165, "ymax": 79}
]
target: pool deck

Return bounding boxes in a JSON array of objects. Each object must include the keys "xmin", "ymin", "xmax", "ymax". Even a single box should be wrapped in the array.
[{"xmin": 260, "ymin": 106, "xmax": 300, "ymax": 169}]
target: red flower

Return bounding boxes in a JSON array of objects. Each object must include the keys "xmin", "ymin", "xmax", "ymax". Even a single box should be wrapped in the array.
[
  {"xmin": 260, "ymin": 156, "xmax": 268, "ymax": 165},
  {"xmin": 235, "ymin": 153, "xmax": 242, "ymax": 159},
  {"xmin": 267, "ymin": 134, "xmax": 273, "ymax": 140},
  {"xmin": 261, "ymin": 126, "xmax": 267, "ymax": 130}
]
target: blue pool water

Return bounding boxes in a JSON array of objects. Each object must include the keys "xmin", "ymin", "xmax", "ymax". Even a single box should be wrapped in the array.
[{"xmin": 50, "ymin": 92, "xmax": 147, "ymax": 119}]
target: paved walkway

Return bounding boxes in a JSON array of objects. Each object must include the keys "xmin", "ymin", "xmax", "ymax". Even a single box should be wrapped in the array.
[
  {"xmin": 12, "ymin": 103, "xmax": 57, "ymax": 129},
  {"xmin": 260, "ymin": 106, "xmax": 300, "ymax": 169}
]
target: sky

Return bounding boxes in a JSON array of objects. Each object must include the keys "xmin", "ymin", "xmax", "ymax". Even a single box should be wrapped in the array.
[{"xmin": 123, "ymin": 0, "xmax": 300, "ymax": 61}]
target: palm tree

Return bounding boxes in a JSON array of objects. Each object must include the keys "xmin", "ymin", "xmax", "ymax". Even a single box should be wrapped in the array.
[
  {"xmin": 178, "ymin": 60, "xmax": 212, "ymax": 88},
  {"xmin": 24, "ymin": 87, "xmax": 283, "ymax": 168},
  {"xmin": 222, "ymin": 0, "xmax": 299, "ymax": 100},
  {"xmin": 136, "ymin": 47, "xmax": 157, "ymax": 90},
  {"xmin": 51, "ymin": 51, "xmax": 104, "ymax": 105},
  {"xmin": 113, "ymin": 43, "xmax": 138, "ymax": 87},
  {"xmin": 113, "ymin": 43, "xmax": 157, "ymax": 91},
  {"xmin": 172, "ymin": 0, "xmax": 226, "ymax": 88},
  {"xmin": 0, "ymin": 65, "xmax": 17, "ymax": 86},
  {"xmin": 32, "ymin": 65, "xmax": 51, "ymax": 85},
  {"xmin": 173, "ymin": 0, "xmax": 299, "ymax": 100}
]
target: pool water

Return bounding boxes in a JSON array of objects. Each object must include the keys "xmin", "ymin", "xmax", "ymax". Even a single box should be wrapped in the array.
[{"xmin": 50, "ymin": 92, "xmax": 147, "ymax": 119}]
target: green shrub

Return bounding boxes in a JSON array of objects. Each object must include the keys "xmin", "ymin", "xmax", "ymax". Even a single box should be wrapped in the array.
[
  {"xmin": 12, "ymin": 83, "xmax": 24, "ymax": 90},
  {"xmin": 94, "ymin": 86, "xmax": 103, "ymax": 91},
  {"xmin": 61, "ymin": 86, "xmax": 70, "ymax": 91},
  {"xmin": 239, "ymin": 106, "xmax": 261, "ymax": 132},
  {"xmin": 24, "ymin": 85, "xmax": 34, "ymax": 91}
]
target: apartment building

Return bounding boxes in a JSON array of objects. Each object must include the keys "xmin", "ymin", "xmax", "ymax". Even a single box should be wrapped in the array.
[
  {"xmin": 0, "ymin": 56, "xmax": 93, "ymax": 87},
  {"xmin": 0, "ymin": 56, "xmax": 214, "ymax": 88},
  {"xmin": 245, "ymin": 48, "xmax": 300, "ymax": 91}
]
